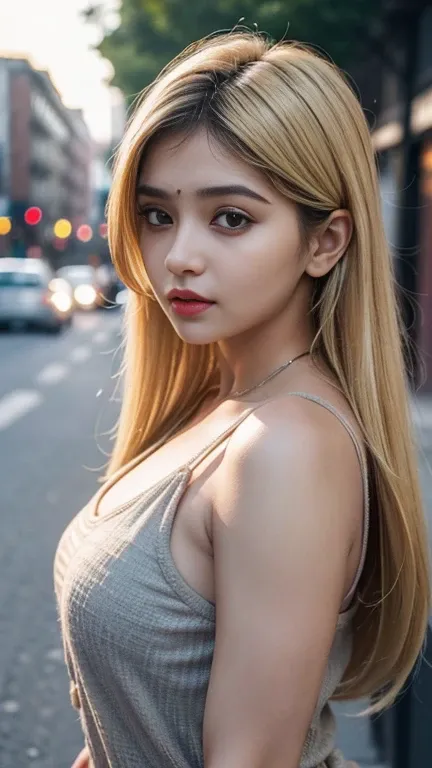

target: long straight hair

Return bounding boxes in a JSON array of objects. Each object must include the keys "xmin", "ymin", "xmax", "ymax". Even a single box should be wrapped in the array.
[{"xmin": 106, "ymin": 32, "xmax": 430, "ymax": 710}]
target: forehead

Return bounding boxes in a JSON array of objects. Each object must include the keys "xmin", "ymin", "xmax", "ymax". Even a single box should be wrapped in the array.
[{"xmin": 138, "ymin": 128, "xmax": 271, "ymax": 193}]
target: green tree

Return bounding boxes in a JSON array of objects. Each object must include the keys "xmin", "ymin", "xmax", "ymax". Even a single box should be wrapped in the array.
[{"xmin": 85, "ymin": 0, "xmax": 382, "ymax": 101}]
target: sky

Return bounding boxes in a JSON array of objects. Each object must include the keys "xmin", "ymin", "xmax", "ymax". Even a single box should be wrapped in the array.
[{"xmin": 0, "ymin": 0, "xmax": 120, "ymax": 142}]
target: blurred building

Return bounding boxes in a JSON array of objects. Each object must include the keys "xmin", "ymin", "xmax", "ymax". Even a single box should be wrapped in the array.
[
  {"xmin": 90, "ymin": 87, "xmax": 126, "ymax": 230},
  {"xmin": 0, "ymin": 56, "xmax": 93, "ymax": 262},
  {"xmin": 91, "ymin": 142, "xmax": 112, "ymax": 224},
  {"xmin": 371, "ymin": 3, "xmax": 432, "ymax": 389},
  {"xmin": 79, "ymin": 89, "xmax": 126, "ymax": 270},
  {"xmin": 110, "ymin": 86, "xmax": 127, "ymax": 148},
  {"xmin": 65, "ymin": 108, "xmax": 93, "ymax": 233}
]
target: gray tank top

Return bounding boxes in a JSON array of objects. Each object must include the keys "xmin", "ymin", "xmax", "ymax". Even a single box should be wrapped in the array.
[{"xmin": 54, "ymin": 393, "xmax": 369, "ymax": 768}]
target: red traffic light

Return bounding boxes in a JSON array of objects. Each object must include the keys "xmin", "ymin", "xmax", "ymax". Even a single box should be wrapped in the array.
[{"xmin": 24, "ymin": 206, "xmax": 42, "ymax": 225}]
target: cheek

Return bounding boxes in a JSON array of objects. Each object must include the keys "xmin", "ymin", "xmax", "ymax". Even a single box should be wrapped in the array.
[
  {"xmin": 223, "ymin": 226, "xmax": 301, "ymax": 301},
  {"xmin": 140, "ymin": 232, "xmax": 165, "ymax": 292}
]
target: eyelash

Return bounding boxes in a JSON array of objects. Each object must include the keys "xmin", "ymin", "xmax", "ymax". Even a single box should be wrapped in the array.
[{"xmin": 137, "ymin": 205, "xmax": 253, "ymax": 232}]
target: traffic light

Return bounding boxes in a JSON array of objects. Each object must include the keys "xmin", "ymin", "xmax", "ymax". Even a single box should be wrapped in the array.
[
  {"xmin": 0, "ymin": 217, "xmax": 11, "ymax": 235},
  {"xmin": 53, "ymin": 219, "xmax": 72, "ymax": 239},
  {"xmin": 24, "ymin": 207, "xmax": 42, "ymax": 225}
]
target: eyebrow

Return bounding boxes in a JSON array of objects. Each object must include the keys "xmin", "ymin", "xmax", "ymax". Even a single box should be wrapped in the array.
[{"xmin": 136, "ymin": 183, "xmax": 271, "ymax": 204}]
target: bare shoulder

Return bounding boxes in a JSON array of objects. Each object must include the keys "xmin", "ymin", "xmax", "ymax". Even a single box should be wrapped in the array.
[
  {"xmin": 219, "ymin": 391, "xmax": 362, "ymax": 496},
  {"xmin": 213, "ymin": 390, "xmax": 364, "ymax": 549},
  {"xmin": 205, "ymin": 394, "xmax": 365, "ymax": 765}
]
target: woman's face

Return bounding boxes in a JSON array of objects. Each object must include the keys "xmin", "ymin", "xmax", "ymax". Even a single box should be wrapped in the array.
[{"xmin": 137, "ymin": 128, "xmax": 309, "ymax": 345}]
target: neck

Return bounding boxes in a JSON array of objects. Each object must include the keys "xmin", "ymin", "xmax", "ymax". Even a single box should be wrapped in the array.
[{"xmin": 216, "ymin": 322, "xmax": 314, "ymax": 400}]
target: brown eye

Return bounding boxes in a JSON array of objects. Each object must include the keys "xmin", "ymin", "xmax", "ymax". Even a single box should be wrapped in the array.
[
  {"xmin": 140, "ymin": 207, "xmax": 172, "ymax": 226},
  {"xmin": 214, "ymin": 210, "xmax": 252, "ymax": 230}
]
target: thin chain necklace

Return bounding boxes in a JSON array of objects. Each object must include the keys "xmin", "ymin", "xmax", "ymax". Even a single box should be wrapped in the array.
[{"xmin": 229, "ymin": 350, "xmax": 311, "ymax": 399}]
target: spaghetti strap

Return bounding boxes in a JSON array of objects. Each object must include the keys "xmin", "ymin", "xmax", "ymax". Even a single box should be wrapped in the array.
[{"xmin": 185, "ymin": 406, "xmax": 259, "ymax": 473}]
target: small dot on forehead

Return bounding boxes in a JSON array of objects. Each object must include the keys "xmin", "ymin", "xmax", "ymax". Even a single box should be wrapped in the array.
[{"xmin": 176, "ymin": 189, "xmax": 181, "ymax": 195}]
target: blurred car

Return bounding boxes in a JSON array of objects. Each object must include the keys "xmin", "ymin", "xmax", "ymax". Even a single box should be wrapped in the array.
[
  {"xmin": 0, "ymin": 258, "xmax": 73, "ymax": 333},
  {"xmin": 56, "ymin": 264, "xmax": 102, "ymax": 310},
  {"xmin": 95, "ymin": 264, "xmax": 125, "ymax": 307},
  {"xmin": 115, "ymin": 287, "xmax": 129, "ymax": 308}
]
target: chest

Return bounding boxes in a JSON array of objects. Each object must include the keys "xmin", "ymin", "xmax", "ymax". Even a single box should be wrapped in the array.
[
  {"xmin": 89, "ymin": 412, "xmax": 239, "ymax": 605},
  {"xmin": 58, "ymin": 484, "xmax": 217, "ymax": 732},
  {"xmin": 56, "ymin": 402, "xmax": 247, "ymax": 620}
]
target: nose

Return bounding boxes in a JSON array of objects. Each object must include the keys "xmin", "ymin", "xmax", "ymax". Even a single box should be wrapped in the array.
[{"xmin": 164, "ymin": 224, "xmax": 205, "ymax": 276}]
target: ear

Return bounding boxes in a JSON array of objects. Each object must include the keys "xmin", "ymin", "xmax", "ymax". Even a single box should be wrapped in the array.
[{"xmin": 305, "ymin": 210, "xmax": 352, "ymax": 278}]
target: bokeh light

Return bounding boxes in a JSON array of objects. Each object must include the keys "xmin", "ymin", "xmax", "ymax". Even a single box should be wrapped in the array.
[
  {"xmin": 423, "ymin": 149, "xmax": 432, "ymax": 172},
  {"xmin": 26, "ymin": 245, "xmax": 42, "ymax": 259},
  {"xmin": 99, "ymin": 223, "xmax": 108, "ymax": 238},
  {"xmin": 53, "ymin": 237, "xmax": 67, "ymax": 251},
  {"xmin": 76, "ymin": 224, "xmax": 93, "ymax": 242},
  {"xmin": 53, "ymin": 219, "xmax": 72, "ymax": 239},
  {"xmin": 0, "ymin": 217, "xmax": 12, "ymax": 235},
  {"xmin": 24, "ymin": 206, "xmax": 42, "ymax": 225}
]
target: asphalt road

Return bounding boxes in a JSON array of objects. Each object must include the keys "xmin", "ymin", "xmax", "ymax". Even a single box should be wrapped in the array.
[
  {"xmin": 0, "ymin": 309, "xmax": 122, "ymax": 768},
  {"xmin": 2, "ymin": 309, "xmax": 432, "ymax": 768}
]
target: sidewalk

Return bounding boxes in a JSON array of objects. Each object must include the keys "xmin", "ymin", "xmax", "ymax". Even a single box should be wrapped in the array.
[
  {"xmin": 334, "ymin": 394, "xmax": 432, "ymax": 767},
  {"xmin": 334, "ymin": 701, "xmax": 385, "ymax": 767},
  {"xmin": 411, "ymin": 394, "xmax": 432, "ymax": 553},
  {"xmin": 411, "ymin": 392, "xmax": 432, "ymax": 445}
]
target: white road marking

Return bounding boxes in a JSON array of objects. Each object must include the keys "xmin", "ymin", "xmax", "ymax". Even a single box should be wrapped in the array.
[
  {"xmin": 36, "ymin": 363, "xmax": 68, "ymax": 386},
  {"xmin": 93, "ymin": 330, "xmax": 109, "ymax": 345},
  {"xmin": 70, "ymin": 345, "xmax": 91, "ymax": 363},
  {"xmin": 0, "ymin": 390, "xmax": 42, "ymax": 431}
]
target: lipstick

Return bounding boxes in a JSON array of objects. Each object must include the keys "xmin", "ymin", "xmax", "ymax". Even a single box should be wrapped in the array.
[{"xmin": 167, "ymin": 288, "xmax": 215, "ymax": 317}]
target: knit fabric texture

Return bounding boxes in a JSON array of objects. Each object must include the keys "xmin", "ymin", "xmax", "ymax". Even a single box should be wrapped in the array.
[{"xmin": 54, "ymin": 393, "xmax": 369, "ymax": 768}]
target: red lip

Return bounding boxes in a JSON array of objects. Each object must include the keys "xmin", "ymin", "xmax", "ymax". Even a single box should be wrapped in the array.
[{"xmin": 167, "ymin": 288, "xmax": 213, "ymax": 303}]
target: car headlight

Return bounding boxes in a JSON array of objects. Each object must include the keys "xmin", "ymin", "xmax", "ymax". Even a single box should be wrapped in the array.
[
  {"xmin": 74, "ymin": 284, "xmax": 97, "ymax": 306},
  {"xmin": 50, "ymin": 291, "xmax": 73, "ymax": 313},
  {"xmin": 49, "ymin": 278, "xmax": 70, "ymax": 294}
]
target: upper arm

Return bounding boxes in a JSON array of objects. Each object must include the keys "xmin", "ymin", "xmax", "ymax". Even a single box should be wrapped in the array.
[{"xmin": 203, "ymin": 398, "xmax": 362, "ymax": 768}]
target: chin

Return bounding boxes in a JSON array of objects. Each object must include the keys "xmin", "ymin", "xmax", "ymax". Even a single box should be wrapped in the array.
[{"xmin": 171, "ymin": 323, "xmax": 222, "ymax": 345}]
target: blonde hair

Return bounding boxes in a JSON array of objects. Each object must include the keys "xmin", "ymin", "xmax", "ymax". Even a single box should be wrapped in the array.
[{"xmin": 106, "ymin": 32, "xmax": 430, "ymax": 710}]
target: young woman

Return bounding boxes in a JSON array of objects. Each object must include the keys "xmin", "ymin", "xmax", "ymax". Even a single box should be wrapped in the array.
[{"xmin": 54, "ymin": 31, "xmax": 430, "ymax": 768}]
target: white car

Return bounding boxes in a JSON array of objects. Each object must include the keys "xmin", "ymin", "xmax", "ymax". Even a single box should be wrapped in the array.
[
  {"xmin": 0, "ymin": 258, "xmax": 73, "ymax": 332},
  {"xmin": 56, "ymin": 265, "xmax": 101, "ymax": 310}
]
